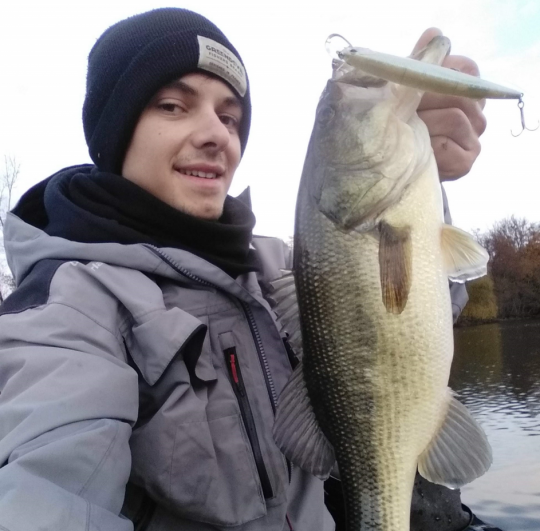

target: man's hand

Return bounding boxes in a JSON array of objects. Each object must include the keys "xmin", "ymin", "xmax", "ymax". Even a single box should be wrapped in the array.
[{"xmin": 413, "ymin": 28, "xmax": 487, "ymax": 181}]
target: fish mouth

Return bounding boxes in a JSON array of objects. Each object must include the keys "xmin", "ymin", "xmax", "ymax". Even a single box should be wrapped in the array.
[{"xmin": 332, "ymin": 57, "xmax": 388, "ymax": 88}]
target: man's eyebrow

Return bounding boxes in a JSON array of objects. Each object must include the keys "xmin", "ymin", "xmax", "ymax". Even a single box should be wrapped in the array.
[
  {"xmin": 161, "ymin": 79, "xmax": 198, "ymax": 97},
  {"xmin": 222, "ymin": 96, "xmax": 243, "ymax": 111}
]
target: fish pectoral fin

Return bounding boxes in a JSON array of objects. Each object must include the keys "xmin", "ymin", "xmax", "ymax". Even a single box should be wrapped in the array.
[
  {"xmin": 272, "ymin": 361, "xmax": 336, "ymax": 479},
  {"xmin": 379, "ymin": 221, "xmax": 412, "ymax": 314},
  {"xmin": 269, "ymin": 270, "xmax": 304, "ymax": 357},
  {"xmin": 441, "ymin": 224, "xmax": 489, "ymax": 283},
  {"xmin": 418, "ymin": 392, "xmax": 492, "ymax": 489}
]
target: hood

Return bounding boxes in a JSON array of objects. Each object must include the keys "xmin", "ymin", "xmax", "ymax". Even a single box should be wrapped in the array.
[
  {"xmin": 6, "ymin": 165, "xmax": 257, "ymax": 287},
  {"xmin": 4, "ymin": 211, "xmax": 164, "ymax": 286}
]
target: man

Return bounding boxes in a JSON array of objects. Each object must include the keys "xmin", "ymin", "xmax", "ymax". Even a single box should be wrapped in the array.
[{"xmin": 0, "ymin": 7, "xmax": 498, "ymax": 531}]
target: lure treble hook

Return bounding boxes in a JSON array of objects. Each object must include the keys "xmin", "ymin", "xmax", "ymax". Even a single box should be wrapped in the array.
[{"xmin": 511, "ymin": 96, "xmax": 539, "ymax": 137}]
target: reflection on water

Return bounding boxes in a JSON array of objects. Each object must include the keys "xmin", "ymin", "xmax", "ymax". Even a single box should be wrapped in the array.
[{"xmin": 450, "ymin": 320, "xmax": 540, "ymax": 531}]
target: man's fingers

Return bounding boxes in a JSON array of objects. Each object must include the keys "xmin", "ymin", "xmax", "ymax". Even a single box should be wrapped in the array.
[
  {"xmin": 441, "ymin": 54, "xmax": 480, "ymax": 77},
  {"xmin": 430, "ymin": 136, "xmax": 480, "ymax": 181},
  {"xmin": 410, "ymin": 30, "xmax": 488, "ymax": 181},
  {"xmin": 418, "ymin": 94, "xmax": 487, "ymax": 136},
  {"xmin": 419, "ymin": 107, "xmax": 482, "ymax": 180},
  {"xmin": 419, "ymin": 108, "xmax": 480, "ymax": 151},
  {"xmin": 411, "ymin": 27, "xmax": 443, "ymax": 55}
]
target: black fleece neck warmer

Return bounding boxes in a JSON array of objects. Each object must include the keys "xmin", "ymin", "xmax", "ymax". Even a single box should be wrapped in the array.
[{"xmin": 13, "ymin": 165, "xmax": 260, "ymax": 278}]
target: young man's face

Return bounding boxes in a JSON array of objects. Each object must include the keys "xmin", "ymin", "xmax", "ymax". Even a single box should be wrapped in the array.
[{"xmin": 122, "ymin": 73, "xmax": 243, "ymax": 220}]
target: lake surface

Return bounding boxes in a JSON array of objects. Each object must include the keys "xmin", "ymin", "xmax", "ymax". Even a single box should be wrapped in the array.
[{"xmin": 451, "ymin": 320, "xmax": 540, "ymax": 531}]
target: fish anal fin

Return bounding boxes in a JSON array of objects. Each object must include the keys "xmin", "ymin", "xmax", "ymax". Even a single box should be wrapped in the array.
[
  {"xmin": 418, "ymin": 392, "xmax": 492, "ymax": 489},
  {"xmin": 272, "ymin": 361, "xmax": 335, "ymax": 479},
  {"xmin": 379, "ymin": 221, "xmax": 412, "ymax": 314},
  {"xmin": 441, "ymin": 224, "xmax": 489, "ymax": 283}
]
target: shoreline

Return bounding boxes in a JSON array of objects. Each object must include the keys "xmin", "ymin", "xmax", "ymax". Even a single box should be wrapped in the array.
[{"xmin": 455, "ymin": 315, "xmax": 540, "ymax": 328}]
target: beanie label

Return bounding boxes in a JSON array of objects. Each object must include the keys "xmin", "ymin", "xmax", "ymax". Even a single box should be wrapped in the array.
[{"xmin": 197, "ymin": 36, "xmax": 247, "ymax": 97}]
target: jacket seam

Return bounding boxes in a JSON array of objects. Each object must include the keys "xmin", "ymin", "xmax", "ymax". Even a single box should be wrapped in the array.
[
  {"xmin": 0, "ymin": 303, "xmax": 43, "ymax": 318},
  {"xmin": 85, "ymin": 500, "xmax": 91, "ymax": 531},
  {"xmin": 46, "ymin": 301, "xmax": 124, "ymax": 346},
  {"xmin": 169, "ymin": 419, "xmax": 179, "ymax": 513},
  {"xmin": 172, "ymin": 412, "xmax": 239, "ymax": 426},
  {"xmin": 78, "ymin": 421, "xmax": 121, "ymax": 497},
  {"xmin": 128, "ymin": 307, "xmax": 165, "ymax": 321}
]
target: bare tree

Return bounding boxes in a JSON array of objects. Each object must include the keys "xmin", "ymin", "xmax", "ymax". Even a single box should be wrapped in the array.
[
  {"xmin": 0, "ymin": 156, "xmax": 20, "ymax": 231},
  {"xmin": 0, "ymin": 156, "xmax": 20, "ymax": 302}
]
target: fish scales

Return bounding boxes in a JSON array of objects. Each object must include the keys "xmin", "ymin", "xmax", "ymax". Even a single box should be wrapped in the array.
[{"xmin": 294, "ymin": 150, "xmax": 454, "ymax": 530}]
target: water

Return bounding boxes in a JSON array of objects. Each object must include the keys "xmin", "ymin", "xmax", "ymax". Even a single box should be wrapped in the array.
[{"xmin": 450, "ymin": 320, "xmax": 540, "ymax": 531}]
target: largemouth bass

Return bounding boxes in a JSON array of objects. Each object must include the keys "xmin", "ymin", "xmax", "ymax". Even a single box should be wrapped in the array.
[{"xmin": 272, "ymin": 36, "xmax": 493, "ymax": 530}]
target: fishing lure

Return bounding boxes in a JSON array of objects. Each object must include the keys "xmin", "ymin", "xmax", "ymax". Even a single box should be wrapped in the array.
[{"xmin": 326, "ymin": 34, "xmax": 537, "ymax": 135}]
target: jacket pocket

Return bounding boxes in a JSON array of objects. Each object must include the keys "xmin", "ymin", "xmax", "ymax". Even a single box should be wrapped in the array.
[
  {"xmin": 128, "ymin": 312, "xmax": 270, "ymax": 527},
  {"xmin": 169, "ymin": 413, "xmax": 267, "ymax": 526},
  {"xmin": 223, "ymin": 345, "xmax": 274, "ymax": 499},
  {"xmin": 124, "ymin": 307, "xmax": 211, "ymax": 386}
]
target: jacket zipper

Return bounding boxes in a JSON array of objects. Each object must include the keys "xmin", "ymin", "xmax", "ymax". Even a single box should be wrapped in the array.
[
  {"xmin": 144, "ymin": 245, "xmax": 280, "ymax": 411},
  {"xmin": 240, "ymin": 302, "xmax": 279, "ymax": 413},
  {"xmin": 224, "ymin": 347, "xmax": 274, "ymax": 499},
  {"xmin": 143, "ymin": 246, "xmax": 279, "ymax": 496}
]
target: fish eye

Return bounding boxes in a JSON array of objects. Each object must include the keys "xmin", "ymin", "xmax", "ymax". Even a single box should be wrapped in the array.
[{"xmin": 317, "ymin": 105, "xmax": 336, "ymax": 125}]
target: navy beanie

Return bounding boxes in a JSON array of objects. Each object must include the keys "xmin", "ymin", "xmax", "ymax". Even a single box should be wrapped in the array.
[{"xmin": 82, "ymin": 8, "xmax": 251, "ymax": 174}]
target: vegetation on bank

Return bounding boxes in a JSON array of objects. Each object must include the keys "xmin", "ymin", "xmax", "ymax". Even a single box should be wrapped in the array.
[{"xmin": 458, "ymin": 216, "xmax": 540, "ymax": 324}]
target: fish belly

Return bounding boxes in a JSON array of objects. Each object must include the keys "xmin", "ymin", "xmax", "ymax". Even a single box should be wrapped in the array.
[{"xmin": 294, "ymin": 160, "xmax": 453, "ymax": 530}]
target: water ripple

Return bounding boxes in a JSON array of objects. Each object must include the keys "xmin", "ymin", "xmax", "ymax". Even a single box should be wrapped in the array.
[{"xmin": 451, "ymin": 320, "xmax": 540, "ymax": 530}]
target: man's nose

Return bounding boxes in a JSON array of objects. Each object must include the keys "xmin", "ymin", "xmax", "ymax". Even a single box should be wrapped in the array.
[{"xmin": 190, "ymin": 110, "xmax": 230, "ymax": 152}]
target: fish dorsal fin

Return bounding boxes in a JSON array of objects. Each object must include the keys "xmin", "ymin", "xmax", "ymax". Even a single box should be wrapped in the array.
[
  {"xmin": 441, "ymin": 224, "xmax": 489, "ymax": 283},
  {"xmin": 418, "ymin": 392, "xmax": 492, "ymax": 489},
  {"xmin": 272, "ymin": 360, "xmax": 336, "ymax": 479},
  {"xmin": 269, "ymin": 271, "xmax": 303, "ymax": 357},
  {"xmin": 379, "ymin": 221, "xmax": 412, "ymax": 314}
]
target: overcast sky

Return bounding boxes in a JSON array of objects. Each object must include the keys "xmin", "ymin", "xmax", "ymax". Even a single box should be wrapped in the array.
[{"xmin": 1, "ymin": 0, "xmax": 539, "ymax": 239}]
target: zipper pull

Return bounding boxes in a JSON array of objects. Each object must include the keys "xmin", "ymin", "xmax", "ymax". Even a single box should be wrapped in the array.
[
  {"xmin": 230, "ymin": 353, "xmax": 239, "ymax": 384},
  {"xmin": 227, "ymin": 350, "xmax": 245, "ymax": 397},
  {"xmin": 286, "ymin": 513, "xmax": 294, "ymax": 530}
]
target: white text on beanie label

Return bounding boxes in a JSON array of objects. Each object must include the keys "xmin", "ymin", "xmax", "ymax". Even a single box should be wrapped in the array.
[{"xmin": 197, "ymin": 36, "xmax": 247, "ymax": 97}]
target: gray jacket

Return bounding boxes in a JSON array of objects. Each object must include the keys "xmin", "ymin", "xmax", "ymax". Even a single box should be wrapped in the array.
[
  {"xmin": 0, "ymin": 212, "xmax": 334, "ymax": 531},
  {"xmin": 0, "ymin": 187, "xmax": 467, "ymax": 531}
]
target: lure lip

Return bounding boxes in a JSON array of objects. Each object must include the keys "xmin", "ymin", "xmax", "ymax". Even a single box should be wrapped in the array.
[{"xmin": 338, "ymin": 46, "xmax": 523, "ymax": 100}]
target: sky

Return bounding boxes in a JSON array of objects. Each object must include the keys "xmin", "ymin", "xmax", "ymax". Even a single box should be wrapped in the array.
[{"xmin": 1, "ymin": 0, "xmax": 539, "ymax": 240}]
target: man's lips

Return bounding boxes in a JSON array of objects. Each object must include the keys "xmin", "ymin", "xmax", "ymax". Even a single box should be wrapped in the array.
[{"xmin": 174, "ymin": 164, "xmax": 225, "ymax": 180}]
